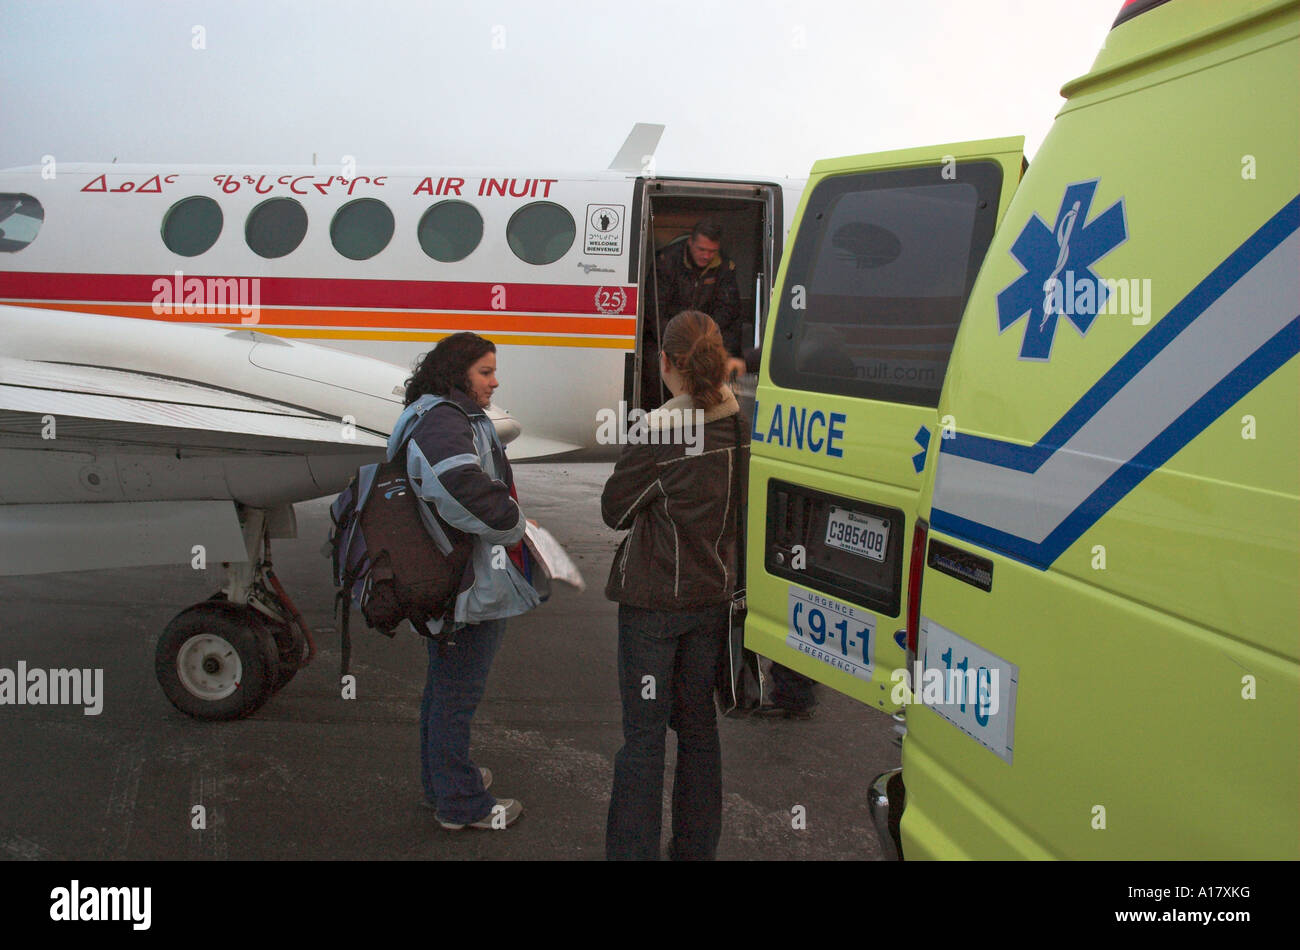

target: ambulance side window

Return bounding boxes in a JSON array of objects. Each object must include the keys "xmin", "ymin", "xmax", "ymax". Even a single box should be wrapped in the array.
[
  {"xmin": 770, "ymin": 162, "xmax": 1002, "ymax": 408},
  {"xmin": 0, "ymin": 193, "xmax": 44, "ymax": 253}
]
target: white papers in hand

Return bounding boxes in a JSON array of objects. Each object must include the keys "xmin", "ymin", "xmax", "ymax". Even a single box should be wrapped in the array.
[{"xmin": 523, "ymin": 521, "xmax": 586, "ymax": 592}]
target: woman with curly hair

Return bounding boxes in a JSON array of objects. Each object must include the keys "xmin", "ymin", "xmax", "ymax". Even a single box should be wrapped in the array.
[{"xmin": 391, "ymin": 331, "xmax": 539, "ymax": 830}]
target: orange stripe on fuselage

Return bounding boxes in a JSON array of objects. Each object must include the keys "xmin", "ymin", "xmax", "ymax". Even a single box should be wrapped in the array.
[{"xmin": 0, "ymin": 300, "xmax": 637, "ymax": 338}]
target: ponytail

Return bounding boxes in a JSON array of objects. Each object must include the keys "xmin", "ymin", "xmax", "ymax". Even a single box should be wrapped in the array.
[{"xmin": 661, "ymin": 310, "xmax": 727, "ymax": 409}]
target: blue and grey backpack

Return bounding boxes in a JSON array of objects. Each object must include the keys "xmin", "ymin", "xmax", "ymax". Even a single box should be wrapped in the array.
[{"xmin": 327, "ymin": 436, "xmax": 473, "ymax": 675}]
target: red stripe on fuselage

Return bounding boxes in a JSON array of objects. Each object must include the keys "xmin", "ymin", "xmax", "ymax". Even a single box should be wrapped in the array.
[{"xmin": 0, "ymin": 272, "xmax": 638, "ymax": 315}]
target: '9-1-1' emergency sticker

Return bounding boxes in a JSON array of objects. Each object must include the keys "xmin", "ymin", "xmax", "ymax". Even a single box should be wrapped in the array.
[{"xmin": 786, "ymin": 586, "xmax": 875, "ymax": 681}]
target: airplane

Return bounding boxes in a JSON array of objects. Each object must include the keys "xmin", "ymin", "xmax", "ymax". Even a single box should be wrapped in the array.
[
  {"xmin": 0, "ymin": 125, "xmax": 801, "ymax": 458},
  {"xmin": 0, "ymin": 126, "xmax": 801, "ymax": 720}
]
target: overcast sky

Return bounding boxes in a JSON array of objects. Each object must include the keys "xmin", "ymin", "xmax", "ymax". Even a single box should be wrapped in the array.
[{"xmin": 2, "ymin": 0, "xmax": 1122, "ymax": 179}]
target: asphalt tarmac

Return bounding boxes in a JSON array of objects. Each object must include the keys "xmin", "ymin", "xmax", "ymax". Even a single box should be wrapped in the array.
[{"xmin": 0, "ymin": 462, "xmax": 900, "ymax": 861}]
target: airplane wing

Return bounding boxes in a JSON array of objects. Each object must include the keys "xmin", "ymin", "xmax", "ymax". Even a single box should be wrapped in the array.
[
  {"xmin": 0, "ymin": 303, "xmax": 561, "ymax": 575},
  {"xmin": 502, "ymin": 432, "xmax": 585, "ymax": 459},
  {"xmin": 0, "ymin": 354, "xmax": 389, "ymax": 576},
  {"xmin": 0, "ymin": 356, "xmax": 390, "ymax": 453}
]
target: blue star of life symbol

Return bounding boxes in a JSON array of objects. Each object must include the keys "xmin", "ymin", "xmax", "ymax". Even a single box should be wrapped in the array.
[
  {"xmin": 911, "ymin": 425, "xmax": 930, "ymax": 474},
  {"xmin": 996, "ymin": 180, "xmax": 1127, "ymax": 361}
]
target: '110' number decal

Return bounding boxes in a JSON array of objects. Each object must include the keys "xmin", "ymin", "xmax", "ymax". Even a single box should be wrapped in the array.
[{"xmin": 934, "ymin": 646, "xmax": 995, "ymax": 727}]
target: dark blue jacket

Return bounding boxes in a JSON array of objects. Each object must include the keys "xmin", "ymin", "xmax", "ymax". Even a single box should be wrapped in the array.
[{"xmin": 387, "ymin": 389, "xmax": 538, "ymax": 632}]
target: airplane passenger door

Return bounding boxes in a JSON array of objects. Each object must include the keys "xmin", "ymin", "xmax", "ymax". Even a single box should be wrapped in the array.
[{"xmin": 630, "ymin": 178, "xmax": 784, "ymax": 410}]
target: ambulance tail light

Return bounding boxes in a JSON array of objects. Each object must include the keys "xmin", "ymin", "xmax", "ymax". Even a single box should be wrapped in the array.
[{"xmin": 905, "ymin": 519, "xmax": 928, "ymax": 654}]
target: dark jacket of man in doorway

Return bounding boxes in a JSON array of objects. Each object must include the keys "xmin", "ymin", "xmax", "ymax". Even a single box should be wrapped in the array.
[{"xmin": 642, "ymin": 219, "xmax": 741, "ymax": 410}]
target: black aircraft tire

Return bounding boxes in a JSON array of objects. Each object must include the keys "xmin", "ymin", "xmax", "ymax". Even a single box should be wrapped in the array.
[
  {"xmin": 200, "ymin": 591, "xmax": 300, "ymax": 691},
  {"xmin": 267, "ymin": 619, "xmax": 307, "ymax": 692},
  {"xmin": 155, "ymin": 603, "xmax": 278, "ymax": 721}
]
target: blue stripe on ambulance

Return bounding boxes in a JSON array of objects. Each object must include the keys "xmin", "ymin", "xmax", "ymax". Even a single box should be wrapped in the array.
[{"xmin": 931, "ymin": 195, "xmax": 1300, "ymax": 570}]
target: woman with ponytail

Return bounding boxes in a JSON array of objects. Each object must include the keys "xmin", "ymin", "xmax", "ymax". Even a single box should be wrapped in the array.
[{"xmin": 601, "ymin": 310, "xmax": 750, "ymax": 860}]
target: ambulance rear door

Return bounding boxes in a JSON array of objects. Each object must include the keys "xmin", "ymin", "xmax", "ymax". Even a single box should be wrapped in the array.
[{"xmin": 746, "ymin": 137, "xmax": 1024, "ymax": 711}]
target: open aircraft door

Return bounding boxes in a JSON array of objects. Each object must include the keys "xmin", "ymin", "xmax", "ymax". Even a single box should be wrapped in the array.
[
  {"xmin": 745, "ymin": 137, "xmax": 1024, "ymax": 712},
  {"xmin": 630, "ymin": 178, "xmax": 784, "ymax": 410}
]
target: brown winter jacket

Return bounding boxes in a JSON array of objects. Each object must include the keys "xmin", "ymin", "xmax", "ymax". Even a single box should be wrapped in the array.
[{"xmin": 602, "ymin": 388, "xmax": 750, "ymax": 610}]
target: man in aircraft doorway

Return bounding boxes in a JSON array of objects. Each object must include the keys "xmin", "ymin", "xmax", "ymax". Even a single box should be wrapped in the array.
[{"xmin": 642, "ymin": 219, "xmax": 742, "ymax": 411}]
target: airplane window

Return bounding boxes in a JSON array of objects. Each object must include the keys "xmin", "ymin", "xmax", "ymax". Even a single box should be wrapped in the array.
[
  {"xmin": 161, "ymin": 196, "xmax": 223, "ymax": 257},
  {"xmin": 418, "ymin": 200, "xmax": 483, "ymax": 263},
  {"xmin": 331, "ymin": 198, "xmax": 395, "ymax": 261},
  {"xmin": 507, "ymin": 202, "xmax": 575, "ymax": 265},
  {"xmin": 0, "ymin": 193, "xmax": 44, "ymax": 253},
  {"xmin": 246, "ymin": 197, "xmax": 308, "ymax": 259}
]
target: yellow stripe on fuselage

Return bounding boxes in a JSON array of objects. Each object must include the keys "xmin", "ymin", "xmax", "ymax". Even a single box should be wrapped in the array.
[{"xmin": 256, "ymin": 327, "xmax": 635, "ymax": 348}]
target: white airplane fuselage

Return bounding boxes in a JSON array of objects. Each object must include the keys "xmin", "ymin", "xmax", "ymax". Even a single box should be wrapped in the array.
[{"xmin": 0, "ymin": 162, "xmax": 796, "ymax": 458}]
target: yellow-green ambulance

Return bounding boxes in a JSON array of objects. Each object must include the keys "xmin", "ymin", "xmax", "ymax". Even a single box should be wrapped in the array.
[{"xmin": 746, "ymin": 0, "xmax": 1298, "ymax": 858}]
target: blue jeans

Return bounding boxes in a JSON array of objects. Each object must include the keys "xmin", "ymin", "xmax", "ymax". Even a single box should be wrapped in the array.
[
  {"xmin": 420, "ymin": 619, "xmax": 505, "ymax": 824},
  {"xmin": 606, "ymin": 603, "xmax": 728, "ymax": 861}
]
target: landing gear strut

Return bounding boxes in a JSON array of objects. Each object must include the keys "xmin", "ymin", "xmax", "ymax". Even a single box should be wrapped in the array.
[{"xmin": 155, "ymin": 506, "xmax": 314, "ymax": 720}]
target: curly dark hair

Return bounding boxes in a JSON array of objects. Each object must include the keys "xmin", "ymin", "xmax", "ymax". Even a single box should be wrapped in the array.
[{"xmin": 404, "ymin": 332, "xmax": 496, "ymax": 406}]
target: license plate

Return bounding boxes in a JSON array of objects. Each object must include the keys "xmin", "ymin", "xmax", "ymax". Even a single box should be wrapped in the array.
[
  {"xmin": 785, "ymin": 586, "xmax": 876, "ymax": 681},
  {"xmin": 917, "ymin": 617, "xmax": 1019, "ymax": 763},
  {"xmin": 824, "ymin": 507, "xmax": 889, "ymax": 562}
]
